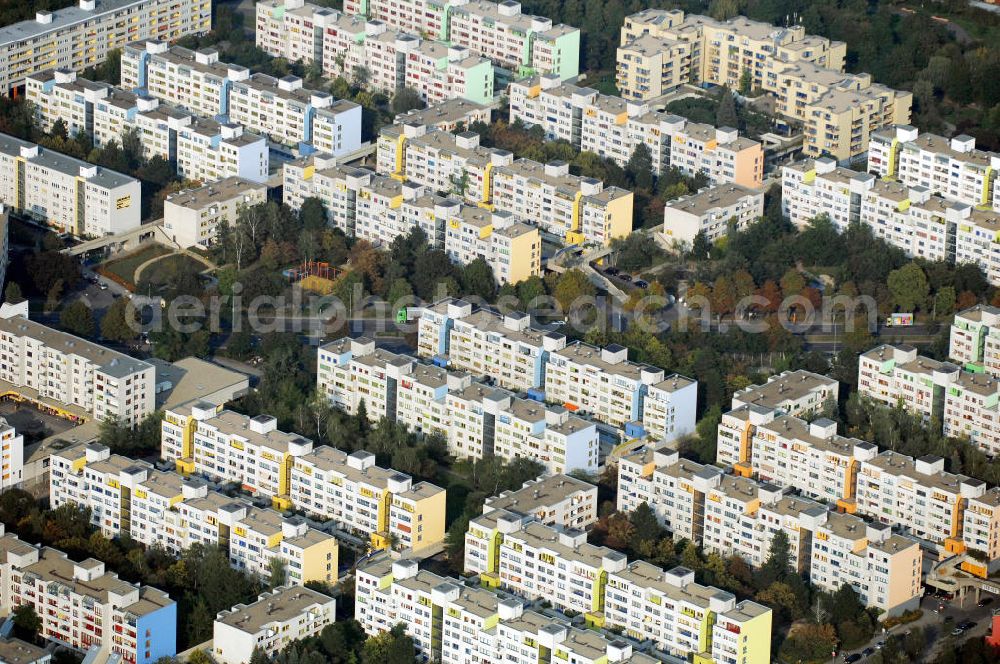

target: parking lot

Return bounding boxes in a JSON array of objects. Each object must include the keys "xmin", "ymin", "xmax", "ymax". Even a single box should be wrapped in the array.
[{"xmin": 0, "ymin": 401, "xmax": 80, "ymax": 443}]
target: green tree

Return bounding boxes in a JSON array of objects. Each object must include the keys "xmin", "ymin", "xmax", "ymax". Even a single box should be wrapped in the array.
[
  {"xmin": 629, "ymin": 502, "xmax": 662, "ymax": 549},
  {"xmin": 553, "ymin": 269, "xmax": 596, "ymax": 312},
  {"xmin": 60, "ymin": 300, "xmax": 96, "ymax": 337},
  {"xmin": 460, "ymin": 258, "xmax": 497, "ymax": 301},
  {"xmin": 12, "ymin": 604, "xmax": 41, "ymax": 642},
  {"xmin": 715, "ymin": 86, "xmax": 739, "ymax": 128},
  {"xmin": 758, "ymin": 529, "xmax": 791, "ymax": 589},
  {"xmin": 3, "ymin": 281, "xmax": 24, "ymax": 303},
  {"xmin": 299, "ymin": 197, "xmax": 328, "ymax": 232},
  {"xmin": 269, "ymin": 556, "xmax": 287, "ymax": 588},
  {"xmin": 100, "ymin": 297, "xmax": 139, "ymax": 343},
  {"xmin": 390, "ymin": 87, "xmax": 426, "ymax": 115},
  {"xmin": 361, "ymin": 624, "xmax": 415, "ymax": 664},
  {"xmin": 625, "ymin": 143, "xmax": 654, "ymax": 191},
  {"xmin": 887, "ymin": 262, "xmax": 930, "ymax": 312},
  {"xmin": 249, "ymin": 647, "xmax": 271, "ymax": 664}
]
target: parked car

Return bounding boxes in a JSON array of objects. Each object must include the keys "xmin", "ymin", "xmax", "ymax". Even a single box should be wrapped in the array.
[
  {"xmin": 959, "ymin": 621, "xmax": 976, "ymax": 631},
  {"xmin": 979, "ymin": 597, "xmax": 994, "ymax": 608},
  {"xmin": 844, "ymin": 654, "xmax": 862, "ymax": 663},
  {"xmin": 951, "ymin": 628, "xmax": 965, "ymax": 636},
  {"xmin": 862, "ymin": 648, "xmax": 875, "ymax": 657},
  {"xmin": 619, "ymin": 274, "xmax": 633, "ymax": 283},
  {"xmin": 604, "ymin": 266, "xmax": 620, "ymax": 276},
  {"xmin": 634, "ymin": 279, "xmax": 649, "ymax": 289}
]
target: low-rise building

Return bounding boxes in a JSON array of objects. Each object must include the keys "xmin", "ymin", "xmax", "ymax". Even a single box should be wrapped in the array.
[
  {"xmin": 163, "ymin": 177, "xmax": 268, "ymax": 249},
  {"xmin": 0, "ymin": 134, "xmax": 141, "ymax": 237},
  {"xmin": 394, "ymin": 99, "xmax": 491, "ymax": 131},
  {"xmin": 213, "ymin": 587, "xmax": 335, "ymax": 664},
  {"xmin": 662, "ymin": 183, "xmax": 763, "ymax": 246}
]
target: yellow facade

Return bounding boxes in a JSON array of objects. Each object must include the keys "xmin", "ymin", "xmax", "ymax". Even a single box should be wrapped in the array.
[{"xmin": 299, "ymin": 537, "xmax": 339, "ymax": 585}]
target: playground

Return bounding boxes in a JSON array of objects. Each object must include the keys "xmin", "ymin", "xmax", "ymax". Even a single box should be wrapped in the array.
[{"xmin": 283, "ymin": 260, "xmax": 346, "ymax": 295}]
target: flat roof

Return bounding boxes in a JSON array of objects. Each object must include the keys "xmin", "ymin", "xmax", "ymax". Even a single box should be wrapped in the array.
[
  {"xmin": 0, "ymin": 134, "xmax": 138, "ymax": 191},
  {"xmin": 666, "ymin": 183, "xmax": 761, "ymax": 216},
  {"xmin": 0, "ymin": 0, "xmax": 155, "ymax": 46},
  {"xmin": 164, "ymin": 177, "xmax": 267, "ymax": 211},
  {"xmin": 152, "ymin": 357, "xmax": 250, "ymax": 409},
  {"xmin": 732, "ymin": 369, "xmax": 837, "ymax": 409},
  {"xmin": 485, "ymin": 475, "xmax": 595, "ymax": 515},
  {"xmin": 0, "ymin": 637, "xmax": 49, "ymax": 664},
  {"xmin": 217, "ymin": 586, "xmax": 333, "ymax": 633},
  {"xmin": 198, "ymin": 409, "xmax": 310, "ymax": 454}
]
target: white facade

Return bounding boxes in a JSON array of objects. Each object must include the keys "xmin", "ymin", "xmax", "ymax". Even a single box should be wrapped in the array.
[
  {"xmin": 0, "ymin": 134, "xmax": 141, "ymax": 237},
  {"xmin": 163, "ymin": 177, "xmax": 268, "ymax": 248},
  {"xmin": 213, "ymin": 587, "xmax": 335, "ymax": 664},
  {"xmin": 662, "ymin": 184, "xmax": 763, "ymax": 245}
]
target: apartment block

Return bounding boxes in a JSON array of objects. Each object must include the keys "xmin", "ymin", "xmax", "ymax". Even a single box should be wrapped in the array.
[
  {"xmin": 618, "ymin": 441, "xmax": 923, "ymax": 616},
  {"xmin": 482, "ymin": 474, "xmax": 597, "ymax": 530},
  {"xmin": 160, "ymin": 403, "xmax": 312, "ymax": 508},
  {"xmin": 616, "ymin": 11, "xmax": 908, "ymax": 161},
  {"xmin": 761, "ymin": 60, "xmax": 910, "ymax": 161},
  {"xmin": 807, "ymin": 512, "xmax": 922, "ymax": 614},
  {"xmin": 121, "ymin": 41, "xmax": 240, "ymax": 118},
  {"xmin": 281, "ymin": 158, "xmax": 541, "ymax": 283},
  {"xmin": 619, "ymin": 10, "xmax": 845, "ymax": 94},
  {"xmin": 616, "ymin": 34, "xmax": 691, "ymax": 100},
  {"xmin": 343, "ymin": 0, "xmax": 581, "ymax": 80},
  {"xmin": 859, "ymin": 344, "xmax": 1000, "ymax": 454},
  {"xmin": 213, "ymin": 587, "xmax": 335, "ymax": 664},
  {"xmin": 463, "ymin": 510, "xmax": 773, "ymax": 662},
  {"xmin": 662, "ymin": 183, "xmax": 763, "ymax": 245},
  {"xmin": 176, "ymin": 118, "xmax": 269, "ymax": 185},
  {"xmin": 227, "ymin": 72, "xmax": 362, "ymax": 153},
  {"xmin": 122, "ymin": 41, "xmax": 361, "ymax": 157},
  {"xmin": 950, "ymin": 305, "xmax": 1000, "ymax": 376},
  {"xmin": 50, "ymin": 442, "xmax": 339, "ymax": 586},
  {"xmin": 854, "ymin": 451, "xmax": 984, "ymax": 552},
  {"xmin": 289, "ymin": 445, "xmax": 446, "ymax": 554},
  {"xmin": 377, "ymin": 124, "xmax": 634, "ymax": 246},
  {"xmin": 416, "ymin": 299, "xmax": 698, "ymax": 441},
  {"xmin": 25, "ymin": 69, "xmax": 110, "ymax": 136},
  {"xmin": 868, "ymin": 125, "xmax": 1000, "ymax": 212},
  {"xmin": 0, "ymin": 314, "xmax": 154, "ymax": 425},
  {"xmin": 394, "ymin": 98, "xmax": 491, "ymax": 131},
  {"xmin": 730, "ymin": 369, "xmax": 838, "ymax": 417},
  {"xmin": 507, "ymin": 75, "xmax": 764, "ymax": 188},
  {"xmin": 783, "ymin": 158, "xmax": 1000, "ymax": 282},
  {"xmin": 604, "ymin": 562, "xmax": 772, "ymax": 661},
  {"xmin": 962, "ymin": 488, "xmax": 1000, "ymax": 576},
  {"xmin": 163, "ymin": 177, "xmax": 268, "ymax": 249},
  {"xmin": 0, "ymin": 528, "xmax": 176, "ymax": 664},
  {"xmin": 356, "ymin": 557, "xmax": 667, "ymax": 664},
  {"xmin": 0, "ymin": 418, "xmax": 24, "ymax": 491},
  {"xmin": 161, "ymin": 398, "xmax": 445, "ymax": 553},
  {"xmin": 316, "ymin": 336, "xmax": 599, "ymax": 473},
  {"xmin": 94, "ymin": 91, "xmax": 194, "ymax": 163},
  {"xmin": 0, "ymin": 134, "xmax": 141, "ymax": 237},
  {"xmin": 0, "ymin": 0, "xmax": 211, "ymax": 94}
]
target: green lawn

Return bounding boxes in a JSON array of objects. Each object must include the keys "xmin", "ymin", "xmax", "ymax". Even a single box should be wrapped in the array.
[
  {"xmin": 101, "ymin": 244, "xmax": 171, "ymax": 285},
  {"xmin": 137, "ymin": 254, "xmax": 207, "ymax": 295}
]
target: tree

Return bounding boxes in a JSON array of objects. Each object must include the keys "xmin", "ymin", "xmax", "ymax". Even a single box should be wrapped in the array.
[
  {"xmin": 629, "ymin": 503, "xmax": 662, "ymax": 548},
  {"xmin": 269, "ymin": 556, "xmax": 287, "ymax": 588},
  {"xmin": 100, "ymin": 297, "xmax": 139, "ymax": 342},
  {"xmin": 249, "ymin": 647, "xmax": 271, "ymax": 664},
  {"xmin": 361, "ymin": 624, "xmax": 415, "ymax": 664},
  {"xmin": 300, "ymin": 197, "xmax": 328, "ymax": 232},
  {"xmin": 460, "ymin": 258, "xmax": 496, "ymax": 301},
  {"xmin": 689, "ymin": 404, "xmax": 722, "ymax": 463},
  {"xmin": 709, "ymin": 0, "xmax": 739, "ymax": 21},
  {"xmin": 758, "ymin": 529, "xmax": 791, "ymax": 589},
  {"xmin": 887, "ymin": 262, "xmax": 929, "ymax": 312},
  {"xmin": 553, "ymin": 269, "xmax": 596, "ymax": 312},
  {"xmin": 390, "ymin": 87, "xmax": 426, "ymax": 115},
  {"xmin": 12, "ymin": 604, "xmax": 41, "ymax": 642},
  {"xmin": 60, "ymin": 300, "xmax": 96, "ymax": 337},
  {"xmin": 715, "ymin": 86, "xmax": 739, "ymax": 128},
  {"xmin": 625, "ymin": 143, "xmax": 654, "ymax": 191},
  {"xmin": 51, "ymin": 118, "xmax": 69, "ymax": 140},
  {"xmin": 778, "ymin": 622, "xmax": 837, "ymax": 664},
  {"xmin": 3, "ymin": 281, "xmax": 24, "ymax": 304}
]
